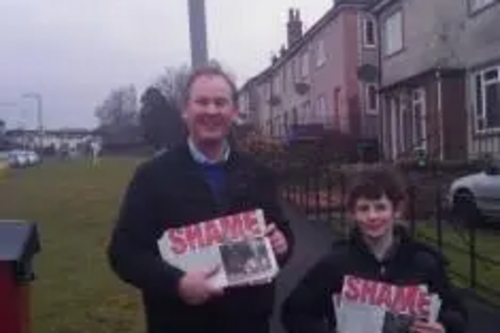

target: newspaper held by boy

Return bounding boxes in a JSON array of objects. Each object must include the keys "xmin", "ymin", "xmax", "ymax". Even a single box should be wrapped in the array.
[{"xmin": 333, "ymin": 275, "xmax": 442, "ymax": 333}]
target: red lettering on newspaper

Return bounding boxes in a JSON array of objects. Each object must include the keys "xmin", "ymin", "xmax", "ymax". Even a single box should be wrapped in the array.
[
  {"xmin": 342, "ymin": 275, "xmax": 431, "ymax": 318},
  {"xmin": 167, "ymin": 211, "xmax": 263, "ymax": 255}
]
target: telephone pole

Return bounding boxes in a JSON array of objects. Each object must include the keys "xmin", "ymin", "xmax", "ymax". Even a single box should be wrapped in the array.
[{"xmin": 188, "ymin": 0, "xmax": 208, "ymax": 68}]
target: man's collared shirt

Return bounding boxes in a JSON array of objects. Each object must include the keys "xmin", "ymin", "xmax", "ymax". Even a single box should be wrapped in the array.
[{"xmin": 187, "ymin": 138, "xmax": 230, "ymax": 165}]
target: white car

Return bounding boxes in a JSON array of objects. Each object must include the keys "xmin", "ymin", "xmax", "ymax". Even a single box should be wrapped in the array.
[
  {"xmin": 7, "ymin": 150, "xmax": 40, "ymax": 168},
  {"xmin": 448, "ymin": 163, "xmax": 500, "ymax": 223}
]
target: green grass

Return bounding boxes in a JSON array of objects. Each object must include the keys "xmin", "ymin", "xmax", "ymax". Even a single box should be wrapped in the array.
[
  {"xmin": 0, "ymin": 157, "xmax": 145, "ymax": 333},
  {"xmin": 414, "ymin": 223, "xmax": 500, "ymax": 303}
]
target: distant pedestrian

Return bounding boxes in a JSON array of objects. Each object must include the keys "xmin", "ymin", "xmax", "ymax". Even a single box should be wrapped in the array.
[{"xmin": 90, "ymin": 140, "xmax": 101, "ymax": 165}]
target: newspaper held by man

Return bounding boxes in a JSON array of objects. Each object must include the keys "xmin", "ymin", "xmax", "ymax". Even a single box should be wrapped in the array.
[
  {"xmin": 157, "ymin": 209, "xmax": 279, "ymax": 289},
  {"xmin": 333, "ymin": 275, "xmax": 442, "ymax": 333}
]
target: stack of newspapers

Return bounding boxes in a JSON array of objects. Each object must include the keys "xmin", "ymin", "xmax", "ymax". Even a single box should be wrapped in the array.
[
  {"xmin": 333, "ymin": 275, "xmax": 442, "ymax": 333},
  {"xmin": 157, "ymin": 209, "xmax": 279, "ymax": 288}
]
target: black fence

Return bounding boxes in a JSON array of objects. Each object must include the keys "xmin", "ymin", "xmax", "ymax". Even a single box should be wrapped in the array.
[{"xmin": 275, "ymin": 159, "xmax": 500, "ymax": 306}]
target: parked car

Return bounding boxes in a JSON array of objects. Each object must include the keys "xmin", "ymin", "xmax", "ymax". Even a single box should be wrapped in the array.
[
  {"xmin": 447, "ymin": 161, "xmax": 500, "ymax": 223},
  {"xmin": 7, "ymin": 150, "xmax": 41, "ymax": 168}
]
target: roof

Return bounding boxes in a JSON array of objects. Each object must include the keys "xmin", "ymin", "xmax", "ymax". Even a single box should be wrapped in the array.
[
  {"xmin": 379, "ymin": 67, "xmax": 465, "ymax": 92},
  {"xmin": 369, "ymin": 0, "xmax": 399, "ymax": 13},
  {"xmin": 239, "ymin": 0, "xmax": 375, "ymax": 92}
]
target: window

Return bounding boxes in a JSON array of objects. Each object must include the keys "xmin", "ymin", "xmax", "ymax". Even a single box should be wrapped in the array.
[
  {"xmin": 383, "ymin": 10, "xmax": 403, "ymax": 56},
  {"xmin": 301, "ymin": 52, "xmax": 310, "ymax": 78},
  {"xmin": 302, "ymin": 101, "xmax": 311, "ymax": 124},
  {"xmin": 316, "ymin": 40, "xmax": 326, "ymax": 67},
  {"xmin": 474, "ymin": 66, "xmax": 500, "ymax": 131},
  {"xmin": 364, "ymin": 18, "xmax": 376, "ymax": 47},
  {"xmin": 316, "ymin": 95, "xmax": 327, "ymax": 123},
  {"xmin": 470, "ymin": 0, "xmax": 495, "ymax": 13},
  {"xmin": 366, "ymin": 84, "xmax": 378, "ymax": 114},
  {"xmin": 412, "ymin": 88, "xmax": 427, "ymax": 150}
]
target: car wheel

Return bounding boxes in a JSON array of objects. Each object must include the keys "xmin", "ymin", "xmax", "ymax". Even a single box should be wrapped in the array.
[{"xmin": 452, "ymin": 190, "xmax": 483, "ymax": 227}]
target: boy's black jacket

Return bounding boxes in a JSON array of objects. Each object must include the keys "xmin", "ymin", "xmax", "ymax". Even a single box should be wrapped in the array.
[
  {"xmin": 281, "ymin": 226, "xmax": 467, "ymax": 333},
  {"xmin": 107, "ymin": 144, "xmax": 294, "ymax": 333}
]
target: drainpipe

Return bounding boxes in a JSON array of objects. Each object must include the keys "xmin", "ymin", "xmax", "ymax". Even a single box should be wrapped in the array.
[{"xmin": 436, "ymin": 69, "xmax": 444, "ymax": 160}]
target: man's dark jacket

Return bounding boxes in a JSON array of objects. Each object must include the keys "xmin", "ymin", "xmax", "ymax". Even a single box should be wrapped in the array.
[
  {"xmin": 107, "ymin": 144, "xmax": 294, "ymax": 333},
  {"xmin": 281, "ymin": 226, "xmax": 467, "ymax": 333}
]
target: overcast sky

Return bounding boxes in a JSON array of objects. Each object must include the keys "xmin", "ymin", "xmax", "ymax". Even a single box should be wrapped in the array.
[{"xmin": 0, "ymin": 0, "xmax": 331, "ymax": 130}]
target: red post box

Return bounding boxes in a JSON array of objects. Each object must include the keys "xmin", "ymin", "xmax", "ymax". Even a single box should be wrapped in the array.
[{"xmin": 0, "ymin": 221, "xmax": 40, "ymax": 333}]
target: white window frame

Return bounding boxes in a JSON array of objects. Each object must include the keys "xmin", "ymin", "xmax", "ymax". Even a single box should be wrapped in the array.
[
  {"xmin": 366, "ymin": 84, "xmax": 378, "ymax": 114},
  {"xmin": 469, "ymin": 0, "xmax": 495, "ymax": 13},
  {"xmin": 363, "ymin": 18, "xmax": 377, "ymax": 48},
  {"xmin": 315, "ymin": 95, "xmax": 327, "ymax": 123},
  {"xmin": 301, "ymin": 52, "xmax": 310, "ymax": 78},
  {"xmin": 316, "ymin": 40, "xmax": 326, "ymax": 67},
  {"xmin": 473, "ymin": 65, "xmax": 500, "ymax": 133},
  {"xmin": 383, "ymin": 10, "xmax": 403, "ymax": 56},
  {"xmin": 412, "ymin": 88, "xmax": 427, "ymax": 151},
  {"xmin": 390, "ymin": 97, "xmax": 398, "ymax": 160}
]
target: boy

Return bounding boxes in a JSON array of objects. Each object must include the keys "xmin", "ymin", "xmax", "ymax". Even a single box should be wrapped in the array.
[{"xmin": 281, "ymin": 166, "xmax": 467, "ymax": 333}]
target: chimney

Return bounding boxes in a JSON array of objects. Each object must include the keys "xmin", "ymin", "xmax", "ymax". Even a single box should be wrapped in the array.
[
  {"xmin": 287, "ymin": 8, "xmax": 303, "ymax": 47},
  {"xmin": 271, "ymin": 53, "xmax": 279, "ymax": 65},
  {"xmin": 280, "ymin": 45, "xmax": 286, "ymax": 57}
]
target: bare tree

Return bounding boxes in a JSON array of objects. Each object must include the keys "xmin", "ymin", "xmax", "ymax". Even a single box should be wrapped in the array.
[{"xmin": 94, "ymin": 85, "xmax": 141, "ymax": 145}]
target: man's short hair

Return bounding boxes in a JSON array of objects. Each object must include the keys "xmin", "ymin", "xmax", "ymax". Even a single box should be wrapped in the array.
[
  {"xmin": 181, "ymin": 64, "xmax": 238, "ymax": 108},
  {"xmin": 346, "ymin": 165, "xmax": 407, "ymax": 211}
]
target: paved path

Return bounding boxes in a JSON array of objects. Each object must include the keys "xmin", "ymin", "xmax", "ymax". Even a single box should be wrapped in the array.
[
  {"xmin": 271, "ymin": 204, "xmax": 337, "ymax": 333},
  {"xmin": 272, "ymin": 203, "xmax": 500, "ymax": 333}
]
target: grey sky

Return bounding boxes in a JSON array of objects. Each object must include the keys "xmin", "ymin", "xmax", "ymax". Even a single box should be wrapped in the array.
[{"xmin": 0, "ymin": 0, "xmax": 331, "ymax": 130}]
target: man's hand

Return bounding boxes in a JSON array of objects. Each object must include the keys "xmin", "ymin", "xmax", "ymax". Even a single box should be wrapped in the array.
[
  {"xmin": 177, "ymin": 265, "xmax": 224, "ymax": 305},
  {"xmin": 409, "ymin": 320, "xmax": 445, "ymax": 333},
  {"xmin": 265, "ymin": 223, "xmax": 288, "ymax": 257}
]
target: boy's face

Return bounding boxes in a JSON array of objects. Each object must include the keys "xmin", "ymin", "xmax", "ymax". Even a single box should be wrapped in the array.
[{"xmin": 351, "ymin": 195, "xmax": 401, "ymax": 239}]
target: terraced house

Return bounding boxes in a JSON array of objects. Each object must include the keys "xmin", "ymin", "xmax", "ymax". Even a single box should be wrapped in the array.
[
  {"xmin": 238, "ymin": 0, "xmax": 380, "ymax": 156},
  {"xmin": 371, "ymin": 0, "xmax": 500, "ymax": 160}
]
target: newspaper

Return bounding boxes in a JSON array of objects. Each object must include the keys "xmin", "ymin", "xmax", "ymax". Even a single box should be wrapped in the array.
[
  {"xmin": 157, "ymin": 209, "xmax": 279, "ymax": 288},
  {"xmin": 333, "ymin": 275, "xmax": 442, "ymax": 333}
]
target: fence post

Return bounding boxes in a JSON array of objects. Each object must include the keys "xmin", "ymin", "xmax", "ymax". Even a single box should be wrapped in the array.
[
  {"xmin": 340, "ymin": 171, "xmax": 347, "ymax": 237},
  {"xmin": 435, "ymin": 174, "xmax": 444, "ymax": 252},
  {"xmin": 469, "ymin": 220, "xmax": 477, "ymax": 289},
  {"xmin": 315, "ymin": 167, "xmax": 321, "ymax": 222},
  {"xmin": 326, "ymin": 169, "xmax": 333, "ymax": 225},
  {"xmin": 305, "ymin": 169, "xmax": 310, "ymax": 217},
  {"xmin": 408, "ymin": 184, "xmax": 417, "ymax": 238},
  {"xmin": 300, "ymin": 170, "xmax": 306, "ymax": 210}
]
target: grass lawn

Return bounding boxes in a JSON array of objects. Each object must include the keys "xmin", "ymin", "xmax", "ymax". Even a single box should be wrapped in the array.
[
  {"xmin": 414, "ymin": 223, "xmax": 500, "ymax": 303},
  {"xmin": 0, "ymin": 157, "xmax": 145, "ymax": 333}
]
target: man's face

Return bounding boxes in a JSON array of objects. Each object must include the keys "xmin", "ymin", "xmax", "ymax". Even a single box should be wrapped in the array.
[
  {"xmin": 351, "ymin": 195, "xmax": 400, "ymax": 239},
  {"xmin": 183, "ymin": 74, "xmax": 237, "ymax": 144}
]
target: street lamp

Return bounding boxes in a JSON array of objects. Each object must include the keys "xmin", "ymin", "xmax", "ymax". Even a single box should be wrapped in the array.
[
  {"xmin": 21, "ymin": 93, "xmax": 43, "ymax": 135},
  {"xmin": 22, "ymin": 93, "xmax": 44, "ymax": 149}
]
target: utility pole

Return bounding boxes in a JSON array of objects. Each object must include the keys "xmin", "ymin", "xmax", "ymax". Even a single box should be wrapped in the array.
[
  {"xmin": 188, "ymin": 0, "xmax": 208, "ymax": 68},
  {"xmin": 22, "ymin": 93, "xmax": 44, "ymax": 147}
]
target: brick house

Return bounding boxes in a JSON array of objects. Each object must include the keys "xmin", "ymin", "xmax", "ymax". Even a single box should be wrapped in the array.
[
  {"xmin": 371, "ymin": 0, "xmax": 500, "ymax": 161},
  {"xmin": 238, "ymin": 0, "xmax": 381, "ymax": 156}
]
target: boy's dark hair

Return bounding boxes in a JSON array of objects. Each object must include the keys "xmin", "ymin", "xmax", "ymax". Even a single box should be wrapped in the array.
[
  {"xmin": 346, "ymin": 165, "xmax": 407, "ymax": 211},
  {"xmin": 181, "ymin": 64, "xmax": 238, "ymax": 108}
]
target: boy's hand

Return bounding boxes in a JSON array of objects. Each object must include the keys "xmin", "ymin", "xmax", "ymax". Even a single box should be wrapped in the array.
[{"xmin": 409, "ymin": 320, "xmax": 445, "ymax": 333}]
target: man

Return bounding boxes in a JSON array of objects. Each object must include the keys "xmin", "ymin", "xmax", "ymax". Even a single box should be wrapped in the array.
[{"xmin": 107, "ymin": 65, "xmax": 294, "ymax": 333}]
